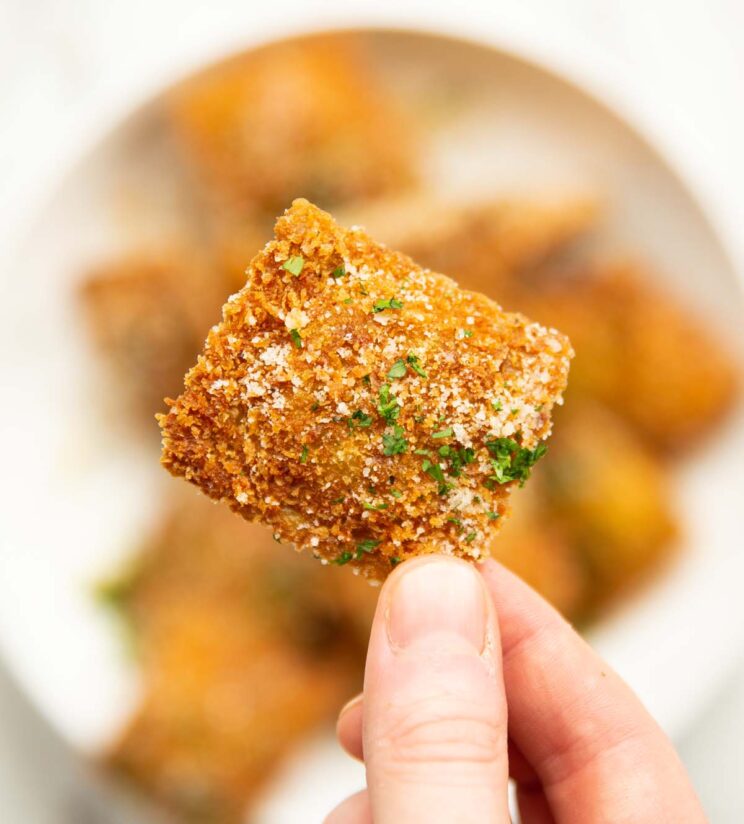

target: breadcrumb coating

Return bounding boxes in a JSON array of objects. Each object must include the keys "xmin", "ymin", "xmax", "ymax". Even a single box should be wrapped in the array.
[
  {"xmin": 106, "ymin": 495, "xmax": 365, "ymax": 823},
  {"xmin": 524, "ymin": 264, "xmax": 740, "ymax": 451},
  {"xmin": 167, "ymin": 36, "xmax": 418, "ymax": 215},
  {"xmin": 79, "ymin": 251, "xmax": 220, "ymax": 420},
  {"xmin": 340, "ymin": 194, "xmax": 597, "ymax": 304},
  {"xmin": 158, "ymin": 200, "xmax": 572, "ymax": 580}
]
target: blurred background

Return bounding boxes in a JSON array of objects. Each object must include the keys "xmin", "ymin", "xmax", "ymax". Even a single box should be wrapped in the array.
[{"xmin": 1, "ymin": 1, "xmax": 744, "ymax": 822}]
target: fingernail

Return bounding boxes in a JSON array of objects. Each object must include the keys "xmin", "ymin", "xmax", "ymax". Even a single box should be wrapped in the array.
[
  {"xmin": 338, "ymin": 693, "xmax": 363, "ymax": 719},
  {"xmin": 386, "ymin": 558, "xmax": 488, "ymax": 653}
]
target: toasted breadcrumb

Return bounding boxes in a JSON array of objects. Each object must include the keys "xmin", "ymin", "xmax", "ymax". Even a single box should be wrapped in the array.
[
  {"xmin": 158, "ymin": 199, "xmax": 572, "ymax": 580},
  {"xmin": 524, "ymin": 264, "xmax": 740, "ymax": 451},
  {"xmin": 340, "ymin": 194, "xmax": 597, "ymax": 303},
  {"xmin": 106, "ymin": 494, "xmax": 369, "ymax": 823},
  {"xmin": 167, "ymin": 36, "xmax": 418, "ymax": 215}
]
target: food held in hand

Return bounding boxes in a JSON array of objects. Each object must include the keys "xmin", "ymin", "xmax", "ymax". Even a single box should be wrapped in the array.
[{"xmin": 158, "ymin": 199, "xmax": 572, "ymax": 579}]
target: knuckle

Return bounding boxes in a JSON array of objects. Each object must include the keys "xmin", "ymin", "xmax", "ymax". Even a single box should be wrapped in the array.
[{"xmin": 378, "ymin": 693, "xmax": 504, "ymax": 768}]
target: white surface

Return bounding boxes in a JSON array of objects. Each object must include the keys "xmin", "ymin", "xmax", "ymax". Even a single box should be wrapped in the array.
[{"xmin": 1, "ymin": 1, "xmax": 744, "ymax": 821}]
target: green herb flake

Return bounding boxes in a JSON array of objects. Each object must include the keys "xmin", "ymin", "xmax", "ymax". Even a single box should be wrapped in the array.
[
  {"xmin": 390, "ymin": 489, "xmax": 403, "ymax": 499},
  {"xmin": 462, "ymin": 329, "xmax": 474, "ymax": 338},
  {"xmin": 348, "ymin": 409, "xmax": 373, "ymax": 429},
  {"xmin": 363, "ymin": 501, "xmax": 388, "ymax": 511},
  {"xmin": 282, "ymin": 255, "xmax": 304, "ymax": 276},
  {"xmin": 331, "ymin": 265, "xmax": 346, "ymax": 278},
  {"xmin": 491, "ymin": 399, "xmax": 502, "ymax": 412},
  {"xmin": 300, "ymin": 445, "xmax": 309, "ymax": 463},
  {"xmin": 355, "ymin": 538, "xmax": 381, "ymax": 559},
  {"xmin": 464, "ymin": 532, "xmax": 477, "ymax": 543},
  {"xmin": 406, "ymin": 352, "xmax": 428, "ymax": 378},
  {"xmin": 372, "ymin": 297, "xmax": 403, "ymax": 313},
  {"xmin": 485, "ymin": 437, "xmax": 548, "ymax": 486},
  {"xmin": 486, "ymin": 510, "xmax": 499, "ymax": 520},
  {"xmin": 390, "ymin": 556, "xmax": 401, "ymax": 567},
  {"xmin": 421, "ymin": 458, "xmax": 451, "ymax": 495},
  {"xmin": 377, "ymin": 383, "xmax": 400, "ymax": 424},
  {"xmin": 382, "ymin": 425, "xmax": 408, "ymax": 456},
  {"xmin": 432, "ymin": 426, "xmax": 453, "ymax": 439},
  {"xmin": 331, "ymin": 496, "xmax": 346, "ymax": 504},
  {"xmin": 362, "ymin": 374, "xmax": 371, "ymax": 386},
  {"xmin": 289, "ymin": 328, "xmax": 302, "ymax": 349},
  {"xmin": 446, "ymin": 447, "xmax": 476, "ymax": 478},
  {"xmin": 343, "ymin": 297, "xmax": 353, "ymax": 305},
  {"xmin": 333, "ymin": 551, "xmax": 354, "ymax": 566},
  {"xmin": 387, "ymin": 359, "xmax": 407, "ymax": 380},
  {"xmin": 414, "ymin": 448, "xmax": 431, "ymax": 457},
  {"xmin": 447, "ymin": 517, "xmax": 463, "ymax": 532}
]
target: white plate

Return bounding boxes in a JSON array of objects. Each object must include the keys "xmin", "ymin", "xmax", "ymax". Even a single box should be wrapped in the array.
[{"xmin": 0, "ymin": 28, "xmax": 743, "ymax": 823}]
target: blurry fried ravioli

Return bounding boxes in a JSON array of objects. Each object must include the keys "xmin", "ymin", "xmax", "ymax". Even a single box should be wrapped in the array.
[{"xmin": 158, "ymin": 199, "xmax": 572, "ymax": 580}]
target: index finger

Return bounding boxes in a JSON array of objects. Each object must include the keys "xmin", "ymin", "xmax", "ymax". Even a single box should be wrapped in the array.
[{"xmin": 479, "ymin": 559, "xmax": 706, "ymax": 824}]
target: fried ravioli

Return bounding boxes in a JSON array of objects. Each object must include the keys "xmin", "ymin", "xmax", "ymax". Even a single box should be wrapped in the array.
[{"xmin": 158, "ymin": 199, "xmax": 572, "ymax": 580}]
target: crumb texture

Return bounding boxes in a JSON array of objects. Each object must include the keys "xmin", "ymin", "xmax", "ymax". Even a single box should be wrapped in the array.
[{"xmin": 158, "ymin": 199, "xmax": 572, "ymax": 579}]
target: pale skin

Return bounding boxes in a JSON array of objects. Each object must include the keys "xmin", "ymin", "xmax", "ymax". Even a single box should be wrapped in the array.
[{"xmin": 325, "ymin": 555, "xmax": 707, "ymax": 824}]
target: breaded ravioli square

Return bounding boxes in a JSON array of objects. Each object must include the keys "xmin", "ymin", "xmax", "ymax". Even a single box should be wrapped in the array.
[{"xmin": 158, "ymin": 199, "xmax": 572, "ymax": 580}]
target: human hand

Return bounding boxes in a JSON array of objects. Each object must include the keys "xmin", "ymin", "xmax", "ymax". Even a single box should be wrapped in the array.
[{"xmin": 326, "ymin": 555, "xmax": 707, "ymax": 823}]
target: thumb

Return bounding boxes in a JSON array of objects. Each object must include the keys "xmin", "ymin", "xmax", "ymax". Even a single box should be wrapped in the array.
[{"xmin": 363, "ymin": 556, "xmax": 510, "ymax": 824}]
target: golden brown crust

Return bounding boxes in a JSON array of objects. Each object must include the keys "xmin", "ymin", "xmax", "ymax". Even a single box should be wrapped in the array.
[
  {"xmin": 340, "ymin": 194, "xmax": 598, "ymax": 304},
  {"xmin": 158, "ymin": 200, "xmax": 572, "ymax": 579},
  {"xmin": 105, "ymin": 495, "xmax": 369, "ymax": 823},
  {"xmin": 167, "ymin": 36, "xmax": 418, "ymax": 215},
  {"xmin": 79, "ymin": 251, "xmax": 221, "ymax": 420},
  {"xmin": 524, "ymin": 264, "xmax": 740, "ymax": 451}
]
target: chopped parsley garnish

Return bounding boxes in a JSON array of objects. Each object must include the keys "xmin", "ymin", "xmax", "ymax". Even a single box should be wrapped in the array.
[
  {"xmin": 387, "ymin": 359, "xmax": 407, "ymax": 380},
  {"xmin": 331, "ymin": 265, "xmax": 346, "ymax": 278},
  {"xmin": 377, "ymin": 383, "xmax": 400, "ymax": 423},
  {"xmin": 289, "ymin": 328, "xmax": 302, "ymax": 349},
  {"xmin": 343, "ymin": 297, "xmax": 353, "ymax": 305},
  {"xmin": 332, "ymin": 496, "xmax": 346, "ymax": 504},
  {"xmin": 485, "ymin": 437, "xmax": 547, "ymax": 486},
  {"xmin": 390, "ymin": 489, "xmax": 403, "ymax": 499},
  {"xmin": 438, "ymin": 445, "xmax": 452, "ymax": 457},
  {"xmin": 406, "ymin": 353, "xmax": 428, "ymax": 378},
  {"xmin": 390, "ymin": 556, "xmax": 401, "ymax": 567},
  {"xmin": 432, "ymin": 426, "xmax": 453, "ymax": 439},
  {"xmin": 447, "ymin": 517, "xmax": 463, "ymax": 532},
  {"xmin": 310, "ymin": 402, "xmax": 320, "ymax": 412},
  {"xmin": 446, "ymin": 447, "xmax": 476, "ymax": 478},
  {"xmin": 333, "ymin": 551, "xmax": 353, "ymax": 566},
  {"xmin": 464, "ymin": 532, "xmax": 477, "ymax": 543},
  {"xmin": 363, "ymin": 501, "xmax": 388, "ymax": 511},
  {"xmin": 421, "ymin": 458, "xmax": 451, "ymax": 495},
  {"xmin": 282, "ymin": 255, "xmax": 304, "ymax": 276},
  {"xmin": 355, "ymin": 538, "xmax": 380, "ymax": 559},
  {"xmin": 362, "ymin": 374, "xmax": 371, "ymax": 386},
  {"xmin": 511, "ymin": 408, "xmax": 519, "ymax": 416},
  {"xmin": 486, "ymin": 510, "xmax": 499, "ymax": 520},
  {"xmin": 372, "ymin": 297, "xmax": 403, "ymax": 313},
  {"xmin": 491, "ymin": 399, "xmax": 502, "ymax": 412},
  {"xmin": 462, "ymin": 329, "xmax": 474, "ymax": 338},
  {"xmin": 414, "ymin": 448, "xmax": 431, "ymax": 456},
  {"xmin": 382, "ymin": 425, "xmax": 408, "ymax": 456},
  {"xmin": 300, "ymin": 445, "xmax": 309, "ymax": 463},
  {"xmin": 348, "ymin": 410, "xmax": 373, "ymax": 429}
]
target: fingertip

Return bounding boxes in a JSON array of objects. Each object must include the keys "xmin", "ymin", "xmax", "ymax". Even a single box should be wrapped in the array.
[{"xmin": 324, "ymin": 789, "xmax": 372, "ymax": 824}]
